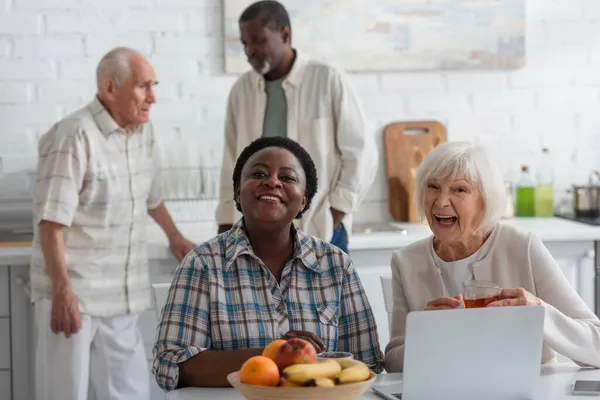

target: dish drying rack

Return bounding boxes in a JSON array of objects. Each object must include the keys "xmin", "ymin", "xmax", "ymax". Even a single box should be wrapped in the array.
[
  {"xmin": 160, "ymin": 166, "xmax": 221, "ymax": 223},
  {"xmin": 0, "ymin": 167, "xmax": 36, "ymax": 231},
  {"xmin": 0, "ymin": 158, "xmax": 223, "ymax": 223}
]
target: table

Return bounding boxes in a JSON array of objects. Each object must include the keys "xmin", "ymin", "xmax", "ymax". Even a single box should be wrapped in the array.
[{"xmin": 166, "ymin": 362, "xmax": 600, "ymax": 399}]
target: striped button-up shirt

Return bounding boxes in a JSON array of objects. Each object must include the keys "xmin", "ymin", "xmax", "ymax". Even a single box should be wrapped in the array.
[
  {"xmin": 30, "ymin": 97, "xmax": 162, "ymax": 317},
  {"xmin": 153, "ymin": 219, "xmax": 383, "ymax": 391}
]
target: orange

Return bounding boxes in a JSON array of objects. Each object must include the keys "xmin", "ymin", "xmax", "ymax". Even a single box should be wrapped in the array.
[
  {"xmin": 262, "ymin": 339, "xmax": 287, "ymax": 362},
  {"xmin": 239, "ymin": 356, "xmax": 280, "ymax": 386}
]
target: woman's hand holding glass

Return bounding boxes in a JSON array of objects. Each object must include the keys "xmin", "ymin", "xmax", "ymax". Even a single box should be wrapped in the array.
[
  {"xmin": 424, "ymin": 295, "xmax": 463, "ymax": 311},
  {"xmin": 487, "ymin": 287, "xmax": 541, "ymax": 307}
]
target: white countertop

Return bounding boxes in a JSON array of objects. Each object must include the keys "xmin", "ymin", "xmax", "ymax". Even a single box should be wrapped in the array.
[
  {"xmin": 166, "ymin": 362, "xmax": 600, "ymax": 400},
  {"xmin": 2, "ymin": 217, "xmax": 600, "ymax": 266},
  {"xmin": 139, "ymin": 217, "xmax": 600, "ymax": 262}
]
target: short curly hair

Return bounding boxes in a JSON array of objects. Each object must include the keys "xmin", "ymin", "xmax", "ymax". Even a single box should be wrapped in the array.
[
  {"xmin": 233, "ymin": 136, "xmax": 318, "ymax": 219},
  {"xmin": 239, "ymin": 0, "xmax": 291, "ymax": 32}
]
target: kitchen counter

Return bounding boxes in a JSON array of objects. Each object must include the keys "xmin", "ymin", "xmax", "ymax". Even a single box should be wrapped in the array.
[
  {"xmin": 2, "ymin": 217, "xmax": 600, "ymax": 266},
  {"xmin": 151, "ymin": 217, "xmax": 600, "ymax": 257}
]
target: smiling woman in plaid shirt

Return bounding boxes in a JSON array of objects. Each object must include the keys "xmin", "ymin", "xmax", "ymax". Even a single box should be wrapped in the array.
[{"xmin": 152, "ymin": 136, "xmax": 383, "ymax": 390}]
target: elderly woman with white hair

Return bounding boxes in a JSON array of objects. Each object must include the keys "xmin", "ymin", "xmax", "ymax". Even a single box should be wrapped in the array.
[{"xmin": 384, "ymin": 141, "xmax": 600, "ymax": 373}]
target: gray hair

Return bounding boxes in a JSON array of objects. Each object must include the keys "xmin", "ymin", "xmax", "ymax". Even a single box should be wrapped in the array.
[
  {"xmin": 414, "ymin": 141, "xmax": 507, "ymax": 233},
  {"xmin": 96, "ymin": 47, "xmax": 140, "ymax": 91}
]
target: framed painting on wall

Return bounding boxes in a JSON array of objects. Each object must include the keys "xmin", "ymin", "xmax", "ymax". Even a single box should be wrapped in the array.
[{"xmin": 223, "ymin": 0, "xmax": 526, "ymax": 73}]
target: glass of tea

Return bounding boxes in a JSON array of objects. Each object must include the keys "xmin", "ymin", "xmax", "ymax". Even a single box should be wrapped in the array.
[{"xmin": 461, "ymin": 280, "xmax": 501, "ymax": 308}]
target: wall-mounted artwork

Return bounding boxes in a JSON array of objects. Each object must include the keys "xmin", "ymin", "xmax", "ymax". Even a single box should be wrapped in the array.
[{"xmin": 223, "ymin": 0, "xmax": 525, "ymax": 73}]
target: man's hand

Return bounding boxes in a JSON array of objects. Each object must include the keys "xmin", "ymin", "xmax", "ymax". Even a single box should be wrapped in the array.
[
  {"xmin": 50, "ymin": 283, "xmax": 81, "ymax": 338},
  {"xmin": 281, "ymin": 330, "xmax": 327, "ymax": 353},
  {"xmin": 330, "ymin": 208, "xmax": 345, "ymax": 230},
  {"xmin": 169, "ymin": 233, "xmax": 196, "ymax": 262},
  {"xmin": 38, "ymin": 220, "xmax": 81, "ymax": 337}
]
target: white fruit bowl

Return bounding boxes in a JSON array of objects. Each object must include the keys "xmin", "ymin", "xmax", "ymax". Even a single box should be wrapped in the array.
[{"xmin": 227, "ymin": 370, "xmax": 377, "ymax": 400}]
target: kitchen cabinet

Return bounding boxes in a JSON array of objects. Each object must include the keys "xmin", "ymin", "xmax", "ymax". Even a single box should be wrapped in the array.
[
  {"xmin": 0, "ymin": 268, "xmax": 8, "ymax": 317},
  {"xmin": 354, "ymin": 264, "xmax": 392, "ymax": 353},
  {"xmin": 0, "ymin": 371, "xmax": 10, "ymax": 400},
  {"xmin": 0, "ymin": 319, "xmax": 10, "ymax": 370},
  {"xmin": 9, "ymin": 265, "xmax": 35, "ymax": 400}
]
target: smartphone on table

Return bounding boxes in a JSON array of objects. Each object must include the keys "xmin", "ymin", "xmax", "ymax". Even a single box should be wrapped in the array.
[{"xmin": 573, "ymin": 380, "xmax": 600, "ymax": 396}]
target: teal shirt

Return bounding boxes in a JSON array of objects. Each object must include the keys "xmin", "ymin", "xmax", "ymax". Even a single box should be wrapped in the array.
[{"xmin": 262, "ymin": 78, "xmax": 287, "ymax": 138}]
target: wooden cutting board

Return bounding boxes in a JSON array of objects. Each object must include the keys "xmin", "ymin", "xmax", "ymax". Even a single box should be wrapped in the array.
[
  {"xmin": 384, "ymin": 121, "xmax": 447, "ymax": 222},
  {"xmin": 0, "ymin": 241, "xmax": 31, "ymax": 247}
]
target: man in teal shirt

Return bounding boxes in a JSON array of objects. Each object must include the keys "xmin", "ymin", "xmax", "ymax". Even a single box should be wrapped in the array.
[{"xmin": 216, "ymin": 0, "xmax": 378, "ymax": 254}]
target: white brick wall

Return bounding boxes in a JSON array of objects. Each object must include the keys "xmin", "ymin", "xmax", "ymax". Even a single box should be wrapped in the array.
[
  {"xmin": 0, "ymin": 12, "xmax": 41, "ymax": 35},
  {"xmin": 0, "ymin": 82, "xmax": 32, "ymax": 103},
  {"xmin": 0, "ymin": 0, "xmax": 599, "ymax": 225},
  {"xmin": 14, "ymin": 36, "xmax": 83, "ymax": 57}
]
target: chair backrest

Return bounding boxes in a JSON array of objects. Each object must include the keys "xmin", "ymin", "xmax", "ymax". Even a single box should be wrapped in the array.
[
  {"xmin": 151, "ymin": 282, "xmax": 171, "ymax": 320},
  {"xmin": 380, "ymin": 275, "xmax": 393, "ymax": 331}
]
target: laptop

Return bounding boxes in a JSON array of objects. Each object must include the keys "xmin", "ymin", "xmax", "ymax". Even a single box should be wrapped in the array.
[{"xmin": 372, "ymin": 306, "xmax": 545, "ymax": 400}]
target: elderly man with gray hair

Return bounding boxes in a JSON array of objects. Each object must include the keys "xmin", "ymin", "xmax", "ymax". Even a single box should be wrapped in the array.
[{"xmin": 30, "ymin": 47, "xmax": 196, "ymax": 400}]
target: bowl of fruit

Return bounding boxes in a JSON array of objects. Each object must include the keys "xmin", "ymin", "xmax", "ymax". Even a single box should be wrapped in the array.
[{"xmin": 227, "ymin": 338, "xmax": 376, "ymax": 400}]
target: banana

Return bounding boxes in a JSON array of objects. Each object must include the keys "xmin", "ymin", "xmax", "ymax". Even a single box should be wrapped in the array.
[
  {"xmin": 333, "ymin": 359, "xmax": 371, "ymax": 384},
  {"xmin": 278, "ymin": 377, "xmax": 303, "ymax": 387},
  {"xmin": 308, "ymin": 377, "xmax": 336, "ymax": 387},
  {"xmin": 283, "ymin": 359, "xmax": 342, "ymax": 384},
  {"xmin": 333, "ymin": 358, "xmax": 361, "ymax": 369}
]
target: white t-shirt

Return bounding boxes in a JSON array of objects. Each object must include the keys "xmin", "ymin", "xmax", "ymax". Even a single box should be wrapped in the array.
[{"xmin": 430, "ymin": 228, "xmax": 496, "ymax": 297}]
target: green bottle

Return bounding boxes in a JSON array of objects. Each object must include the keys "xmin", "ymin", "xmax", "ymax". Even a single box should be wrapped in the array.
[
  {"xmin": 516, "ymin": 165, "xmax": 535, "ymax": 217},
  {"xmin": 535, "ymin": 148, "xmax": 554, "ymax": 217}
]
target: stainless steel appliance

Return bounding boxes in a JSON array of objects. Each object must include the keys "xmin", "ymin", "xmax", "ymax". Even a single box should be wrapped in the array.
[
  {"xmin": 572, "ymin": 171, "xmax": 600, "ymax": 219},
  {"xmin": 555, "ymin": 171, "xmax": 600, "ymax": 319}
]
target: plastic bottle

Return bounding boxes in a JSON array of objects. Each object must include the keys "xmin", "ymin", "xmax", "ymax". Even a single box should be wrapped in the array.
[
  {"xmin": 535, "ymin": 148, "xmax": 554, "ymax": 217},
  {"xmin": 515, "ymin": 166, "xmax": 535, "ymax": 217},
  {"xmin": 503, "ymin": 182, "xmax": 514, "ymax": 218}
]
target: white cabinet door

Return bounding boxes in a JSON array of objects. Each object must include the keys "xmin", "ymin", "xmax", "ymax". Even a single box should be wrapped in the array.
[
  {"xmin": 0, "ymin": 268, "xmax": 9, "ymax": 317},
  {"xmin": 0, "ymin": 370, "xmax": 11, "ymax": 400},
  {"xmin": 9, "ymin": 265, "xmax": 35, "ymax": 400},
  {"xmin": 354, "ymin": 265, "xmax": 391, "ymax": 354},
  {"xmin": 139, "ymin": 310, "xmax": 158, "ymax": 352},
  {"xmin": 149, "ymin": 367, "xmax": 165, "ymax": 400},
  {"xmin": 573, "ymin": 255, "xmax": 595, "ymax": 312},
  {"xmin": 0, "ymin": 318, "xmax": 10, "ymax": 370}
]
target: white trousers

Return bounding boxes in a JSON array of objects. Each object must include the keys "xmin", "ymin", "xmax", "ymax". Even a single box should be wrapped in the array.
[{"xmin": 34, "ymin": 300, "xmax": 149, "ymax": 400}]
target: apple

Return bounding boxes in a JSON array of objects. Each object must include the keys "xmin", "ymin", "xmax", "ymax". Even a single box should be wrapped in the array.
[{"xmin": 275, "ymin": 338, "xmax": 317, "ymax": 370}]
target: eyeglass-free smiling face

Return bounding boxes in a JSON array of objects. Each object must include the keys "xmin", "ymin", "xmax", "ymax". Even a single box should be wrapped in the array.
[
  {"xmin": 236, "ymin": 147, "xmax": 307, "ymax": 226},
  {"xmin": 423, "ymin": 175, "xmax": 484, "ymax": 244}
]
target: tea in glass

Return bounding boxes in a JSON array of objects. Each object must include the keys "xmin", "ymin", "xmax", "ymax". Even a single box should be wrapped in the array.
[{"xmin": 462, "ymin": 280, "xmax": 501, "ymax": 309}]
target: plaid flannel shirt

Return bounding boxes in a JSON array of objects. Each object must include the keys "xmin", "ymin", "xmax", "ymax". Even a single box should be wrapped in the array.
[{"xmin": 153, "ymin": 219, "xmax": 383, "ymax": 391}]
